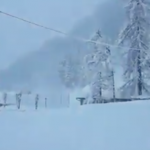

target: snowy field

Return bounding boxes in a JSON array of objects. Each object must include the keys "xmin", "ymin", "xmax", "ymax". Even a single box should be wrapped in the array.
[{"xmin": 0, "ymin": 101, "xmax": 150, "ymax": 150}]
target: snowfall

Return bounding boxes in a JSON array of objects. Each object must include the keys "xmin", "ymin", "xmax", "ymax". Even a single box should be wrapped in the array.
[{"xmin": 0, "ymin": 88, "xmax": 150, "ymax": 150}]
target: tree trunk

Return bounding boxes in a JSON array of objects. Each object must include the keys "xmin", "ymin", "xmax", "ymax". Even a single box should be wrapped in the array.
[
  {"xmin": 137, "ymin": 24, "xmax": 142, "ymax": 96},
  {"xmin": 99, "ymin": 72, "xmax": 102, "ymax": 97},
  {"xmin": 137, "ymin": 52, "xmax": 142, "ymax": 95},
  {"xmin": 112, "ymin": 70, "xmax": 116, "ymax": 101}
]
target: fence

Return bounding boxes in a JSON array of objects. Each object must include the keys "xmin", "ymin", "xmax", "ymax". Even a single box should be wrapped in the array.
[
  {"xmin": 76, "ymin": 97, "xmax": 150, "ymax": 105},
  {"xmin": 0, "ymin": 91, "xmax": 70, "ymax": 110}
]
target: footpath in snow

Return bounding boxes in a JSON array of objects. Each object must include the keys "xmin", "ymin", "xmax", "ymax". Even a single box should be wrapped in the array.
[{"xmin": 0, "ymin": 101, "xmax": 150, "ymax": 150}]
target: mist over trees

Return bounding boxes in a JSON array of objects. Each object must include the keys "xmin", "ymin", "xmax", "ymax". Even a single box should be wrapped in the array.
[{"xmin": 58, "ymin": 0, "xmax": 150, "ymax": 101}]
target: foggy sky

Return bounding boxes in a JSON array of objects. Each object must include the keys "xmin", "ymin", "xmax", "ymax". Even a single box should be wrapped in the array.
[
  {"xmin": 0, "ymin": 0, "xmax": 102, "ymax": 69},
  {"xmin": 0, "ymin": 0, "xmax": 125, "ymax": 90}
]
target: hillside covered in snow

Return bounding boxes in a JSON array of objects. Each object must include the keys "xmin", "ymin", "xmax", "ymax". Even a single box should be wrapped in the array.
[{"xmin": 0, "ymin": 101, "xmax": 149, "ymax": 150}]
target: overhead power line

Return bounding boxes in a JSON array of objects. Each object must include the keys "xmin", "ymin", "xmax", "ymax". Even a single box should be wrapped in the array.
[
  {"xmin": 0, "ymin": 10, "xmax": 67, "ymax": 35},
  {"xmin": 0, "ymin": 10, "xmax": 144, "ymax": 51}
]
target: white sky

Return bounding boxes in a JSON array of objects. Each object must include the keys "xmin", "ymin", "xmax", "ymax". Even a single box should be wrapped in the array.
[{"xmin": 0, "ymin": 0, "xmax": 102, "ymax": 69}]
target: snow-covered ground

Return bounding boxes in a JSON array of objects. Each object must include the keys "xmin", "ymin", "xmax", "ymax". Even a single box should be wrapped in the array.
[{"xmin": 0, "ymin": 101, "xmax": 150, "ymax": 150}]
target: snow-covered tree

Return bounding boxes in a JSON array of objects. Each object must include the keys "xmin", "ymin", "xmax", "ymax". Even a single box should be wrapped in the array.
[
  {"xmin": 80, "ymin": 57, "xmax": 94, "ymax": 87},
  {"xmin": 91, "ymin": 72, "xmax": 102, "ymax": 103},
  {"xmin": 59, "ymin": 55, "xmax": 74, "ymax": 88},
  {"xmin": 59, "ymin": 54, "xmax": 82, "ymax": 89},
  {"xmin": 118, "ymin": 0, "xmax": 150, "ymax": 97},
  {"xmin": 74, "ymin": 49, "xmax": 87, "ymax": 87},
  {"xmin": 85, "ymin": 30, "xmax": 114, "ymax": 102},
  {"xmin": 104, "ymin": 46, "xmax": 116, "ymax": 100}
]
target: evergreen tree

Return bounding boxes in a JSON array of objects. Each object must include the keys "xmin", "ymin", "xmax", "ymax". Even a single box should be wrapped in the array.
[
  {"xmin": 92, "ymin": 72, "xmax": 102, "ymax": 103},
  {"xmin": 59, "ymin": 54, "xmax": 80, "ymax": 89},
  {"xmin": 104, "ymin": 46, "xmax": 116, "ymax": 100},
  {"xmin": 118, "ymin": 0, "xmax": 150, "ymax": 97},
  {"xmin": 85, "ymin": 30, "xmax": 114, "ymax": 102},
  {"xmin": 74, "ymin": 49, "xmax": 87, "ymax": 87}
]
